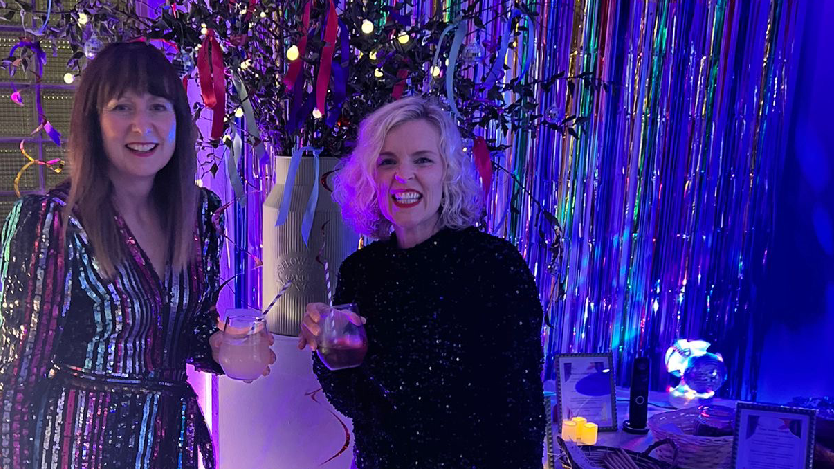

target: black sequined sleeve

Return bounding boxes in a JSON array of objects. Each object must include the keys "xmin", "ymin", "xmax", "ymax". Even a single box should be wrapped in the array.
[
  {"xmin": 312, "ymin": 254, "xmax": 374, "ymax": 420},
  {"xmin": 186, "ymin": 189, "xmax": 224, "ymax": 374},
  {"xmin": 0, "ymin": 195, "xmax": 69, "ymax": 468},
  {"xmin": 477, "ymin": 238, "xmax": 546, "ymax": 467}
]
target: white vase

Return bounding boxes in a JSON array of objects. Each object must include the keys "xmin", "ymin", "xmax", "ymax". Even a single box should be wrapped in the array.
[{"xmin": 262, "ymin": 156, "xmax": 360, "ymax": 336}]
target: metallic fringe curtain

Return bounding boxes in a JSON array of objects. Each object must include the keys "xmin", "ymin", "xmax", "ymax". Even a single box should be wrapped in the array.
[{"xmin": 403, "ymin": 0, "xmax": 803, "ymax": 400}]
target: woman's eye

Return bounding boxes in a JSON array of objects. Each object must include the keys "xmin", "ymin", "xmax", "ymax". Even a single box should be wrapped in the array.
[{"xmin": 377, "ymin": 158, "xmax": 396, "ymax": 166}]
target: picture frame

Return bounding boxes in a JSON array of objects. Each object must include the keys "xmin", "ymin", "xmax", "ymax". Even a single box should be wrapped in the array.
[
  {"xmin": 554, "ymin": 353, "xmax": 618, "ymax": 431},
  {"xmin": 732, "ymin": 402, "xmax": 817, "ymax": 469}
]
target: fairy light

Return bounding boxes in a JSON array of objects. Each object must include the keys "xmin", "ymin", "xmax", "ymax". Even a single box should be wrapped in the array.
[
  {"xmin": 397, "ymin": 34, "xmax": 410, "ymax": 44},
  {"xmin": 312, "ymin": 108, "xmax": 323, "ymax": 119},
  {"xmin": 369, "ymin": 50, "xmax": 378, "ymax": 61},
  {"xmin": 431, "ymin": 66, "xmax": 442, "ymax": 78},
  {"xmin": 201, "ymin": 23, "xmax": 208, "ymax": 35},
  {"xmin": 374, "ymin": 68, "xmax": 383, "ymax": 78},
  {"xmin": 286, "ymin": 45, "xmax": 299, "ymax": 61},
  {"xmin": 63, "ymin": 73, "xmax": 74, "ymax": 84},
  {"xmin": 361, "ymin": 20, "xmax": 374, "ymax": 34},
  {"xmin": 77, "ymin": 13, "xmax": 88, "ymax": 25},
  {"xmin": 235, "ymin": 108, "xmax": 244, "ymax": 118}
]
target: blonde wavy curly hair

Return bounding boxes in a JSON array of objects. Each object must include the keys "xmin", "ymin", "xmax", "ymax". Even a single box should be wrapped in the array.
[{"xmin": 332, "ymin": 97, "xmax": 484, "ymax": 239}]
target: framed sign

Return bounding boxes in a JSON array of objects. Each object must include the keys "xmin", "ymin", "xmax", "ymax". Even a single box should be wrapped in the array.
[
  {"xmin": 732, "ymin": 402, "xmax": 816, "ymax": 469},
  {"xmin": 554, "ymin": 353, "xmax": 617, "ymax": 431}
]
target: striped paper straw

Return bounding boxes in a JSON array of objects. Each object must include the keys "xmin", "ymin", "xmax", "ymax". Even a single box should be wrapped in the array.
[{"xmin": 262, "ymin": 280, "xmax": 293, "ymax": 316}]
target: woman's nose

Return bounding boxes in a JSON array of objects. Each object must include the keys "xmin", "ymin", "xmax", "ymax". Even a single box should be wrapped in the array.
[
  {"xmin": 130, "ymin": 110, "xmax": 153, "ymax": 134},
  {"xmin": 393, "ymin": 167, "xmax": 414, "ymax": 183}
]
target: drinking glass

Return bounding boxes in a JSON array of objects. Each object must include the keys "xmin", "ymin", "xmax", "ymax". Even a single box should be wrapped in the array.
[
  {"xmin": 218, "ymin": 309, "xmax": 271, "ymax": 381},
  {"xmin": 316, "ymin": 303, "xmax": 367, "ymax": 370}
]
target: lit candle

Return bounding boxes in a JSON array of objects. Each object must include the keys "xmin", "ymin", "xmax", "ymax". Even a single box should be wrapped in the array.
[
  {"xmin": 561, "ymin": 420, "xmax": 578, "ymax": 441},
  {"xmin": 579, "ymin": 422, "xmax": 598, "ymax": 445},
  {"xmin": 572, "ymin": 416, "xmax": 587, "ymax": 426}
]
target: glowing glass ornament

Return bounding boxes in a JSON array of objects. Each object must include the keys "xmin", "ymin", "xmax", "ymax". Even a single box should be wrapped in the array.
[
  {"xmin": 84, "ymin": 35, "xmax": 103, "ymax": 60},
  {"xmin": 461, "ymin": 43, "xmax": 486, "ymax": 64}
]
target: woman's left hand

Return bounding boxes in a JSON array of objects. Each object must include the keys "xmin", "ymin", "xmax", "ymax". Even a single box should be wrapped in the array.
[{"xmin": 209, "ymin": 328, "xmax": 277, "ymax": 382}]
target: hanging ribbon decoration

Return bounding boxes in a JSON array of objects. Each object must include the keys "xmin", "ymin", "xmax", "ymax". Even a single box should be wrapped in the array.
[
  {"xmin": 275, "ymin": 146, "xmax": 322, "ymax": 247},
  {"xmin": 480, "ymin": 9, "xmax": 536, "ymax": 92},
  {"xmin": 325, "ymin": 19, "xmax": 350, "ymax": 128},
  {"xmin": 313, "ymin": 0, "xmax": 338, "ymax": 117},
  {"xmin": 228, "ymin": 129, "xmax": 246, "ymax": 203},
  {"xmin": 15, "ymin": 128, "xmax": 63, "ymax": 197},
  {"xmin": 23, "ymin": 0, "xmax": 51, "ymax": 36},
  {"xmin": 282, "ymin": 2, "xmax": 311, "ymax": 92},
  {"xmin": 392, "ymin": 68, "xmax": 410, "ymax": 99},
  {"xmin": 473, "ymin": 137, "xmax": 492, "ymax": 196},
  {"xmin": 196, "ymin": 29, "xmax": 226, "ymax": 140},
  {"xmin": 232, "ymin": 73, "xmax": 268, "ymax": 164},
  {"xmin": 431, "ymin": 21, "xmax": 465, "ymax": 118}
]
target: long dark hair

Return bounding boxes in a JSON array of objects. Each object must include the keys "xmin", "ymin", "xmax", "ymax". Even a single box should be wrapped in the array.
[{"xmin": 63, "ymin": 41, "xmax": 198, "ymax": 278}]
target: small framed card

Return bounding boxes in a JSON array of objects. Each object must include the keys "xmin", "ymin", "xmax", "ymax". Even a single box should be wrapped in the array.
[
  {"xmin": 554, "ymin": 353, "xmax": 617, "ymax": 431},
  {"xmin": 732, "ymin": 402, "xmax": 817, "ymax": 469}
]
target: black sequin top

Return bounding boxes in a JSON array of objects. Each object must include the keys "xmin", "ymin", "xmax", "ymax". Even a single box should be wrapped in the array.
[{"xmin": 314, "ymin": 226, "xmax": 545, "ymax": 468}]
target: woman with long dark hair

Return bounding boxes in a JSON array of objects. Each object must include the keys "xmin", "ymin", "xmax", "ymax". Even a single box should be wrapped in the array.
[{"xmin": 0, "ymin": 42, "xmax": 273, "ymax": 469}]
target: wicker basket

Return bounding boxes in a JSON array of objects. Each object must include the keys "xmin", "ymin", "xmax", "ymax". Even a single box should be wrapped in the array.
[
  {"xmin": 647, "ymin": 408, "xmax": 734, "ymax": 469},
  {"xmin": 557, "ymin": 437, "xmax": 678, "ymax": 469}
]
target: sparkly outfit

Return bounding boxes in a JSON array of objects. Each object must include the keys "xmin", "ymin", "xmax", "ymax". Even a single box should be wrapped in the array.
[
  {"xmin": 0, "ymin": 185, "xmax": 224, "ymax": 469},
  {"xmin": 314, "ymin": 227, "xmax": 545, "ymax": 468}
]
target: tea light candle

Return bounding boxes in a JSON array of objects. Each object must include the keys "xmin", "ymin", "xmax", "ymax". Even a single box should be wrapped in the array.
[
  {"xmin": 561, "ymin": 420, "xmax": 578, "ymax": 441},
  {"xmin": 579, "ymin": 422, "xmax": 598, "ymax": 445},
  {"xmin": 572, "ymin": 416, "xmax": 587, "ymax": 426}
]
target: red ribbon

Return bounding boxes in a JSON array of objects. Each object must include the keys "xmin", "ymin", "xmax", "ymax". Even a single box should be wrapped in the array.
[
  {"xmin": 314, "ymin": 0, "xmax": 339, "ymax": 115},
  {"xmin": 473, "ymin": 137, "xmax": 493, "ymax": 196},
  {"xmin": 283, "ymin": 2, "xmax": 311, "ymax": 91},
  {"xmin": 196, "ymin": 29, "xmax": 226, "ymax": 140},
  {"xmin": 392, "ymin": 69, "xmax": 409, "ymax": 99}
]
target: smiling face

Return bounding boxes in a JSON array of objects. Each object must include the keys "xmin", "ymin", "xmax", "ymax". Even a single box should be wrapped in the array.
[
  {"xmin": 99, "ymin": 90, "xmax": 177, "ymax": 187},
  {"xmin": 373, "ymin": 119, "xmax": 446, "ymax": 248}
]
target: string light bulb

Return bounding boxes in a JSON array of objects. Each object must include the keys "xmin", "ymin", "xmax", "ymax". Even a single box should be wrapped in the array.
[
  {"xmin": 312, "ymin": 108, "xmax": 323, "ymax": 119},
  {"xmin": 431, "ymin": 65, "xmax": 442, "ymax": 78},
  {"xmin": 201, "ymin": 23, "xmax": 208, "ymax": 36},
  {"xmin": 374, "ymin": 68, "xmax": 383, "ymax": 78},
  {"xmin": 77, "ymin": 13, "xmax": 88, "ymax": 25},
  {"xmin": 369, "ymin": 50, "xmax": 377, "ymax": 61},
  {"xmin": 235, "ymin": 108, "xmax": 244, "ymax": 118},
  {"xmin": 63, "ymin": 73, "xmax": 75, "ymax": 84},
  {"xmin": 361, "ymin": 20, "xmax": 374, "ymax": 35},
  {"xmin": 286, "ymin": 45, "xmax": 299, "ymax": 61},
  {"xmin": 397, "ymin": 34, "xmax": 410, "ymax": 44}
]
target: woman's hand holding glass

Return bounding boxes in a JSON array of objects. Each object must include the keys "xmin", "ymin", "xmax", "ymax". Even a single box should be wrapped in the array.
[
  {"xmin": 298, "ymin": 303, "xmax": 368, "ymax": 370},
  {"xmin": 210, "ymin": 309, "xmax": 276, "ymax": 382}
]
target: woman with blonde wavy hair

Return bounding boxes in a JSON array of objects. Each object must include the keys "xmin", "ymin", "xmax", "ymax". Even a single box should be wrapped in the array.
[{"xmin": 299, "ymin": 96, "xmax": 545, "ymax": 468}]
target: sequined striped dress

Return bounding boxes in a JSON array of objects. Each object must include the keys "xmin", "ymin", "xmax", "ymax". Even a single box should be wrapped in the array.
[{"xmin": 0, "ymin": 185, "xmax": 225, "ymax": 469}]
